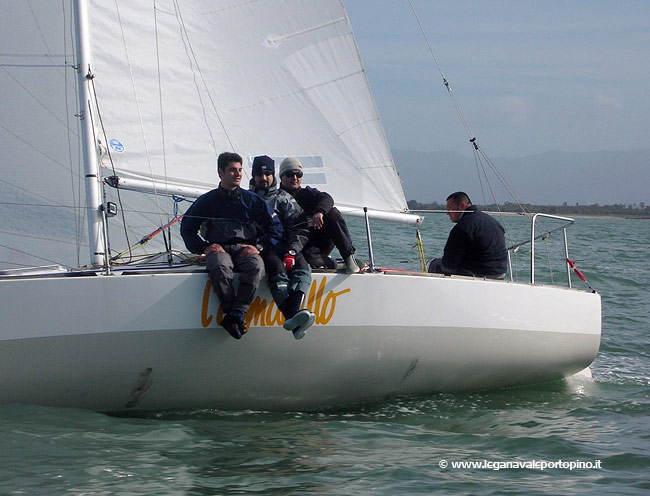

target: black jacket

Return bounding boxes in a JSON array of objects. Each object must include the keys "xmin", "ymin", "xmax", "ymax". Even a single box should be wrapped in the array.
[
  {"xmin": 441, "ymin": 205, "xmax": 507, "ymax": 277},
  {"xmin": 281, "ymin": 185, "xmax": 334, "ymax": 216},
  {"xmin": 180, "ymin": 186, "xmax": 283, "ymax": 254}
]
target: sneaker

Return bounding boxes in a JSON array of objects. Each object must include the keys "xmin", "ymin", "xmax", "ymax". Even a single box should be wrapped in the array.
[
  {"xmin": 345, "ymin": 254, "xmax": 360, "ymax": 274},
  {"xmin": 292, "ymin": 312, "xmax": 316, "ymax": 340},
  {"xmin": 221, "ymin": 314, "xmax": 242, "ymax": 340},
  {"xmin": 283, "ymin": 309, "xmax": 316, "ymax": 340}
]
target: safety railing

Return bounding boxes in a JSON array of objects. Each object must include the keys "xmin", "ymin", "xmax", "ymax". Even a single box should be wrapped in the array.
[{"xmin": 506, "ymin": 213, "xmax": 575, "ymax": 287}]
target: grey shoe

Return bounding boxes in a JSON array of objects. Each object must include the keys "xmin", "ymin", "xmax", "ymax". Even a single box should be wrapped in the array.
[
  {"xmin": 345, "ymin": 254, "xmax": 360, "ymax": 273},
  {"xmin": 283, "ymin": 309, "xmax": 316, "ymax": 340}
]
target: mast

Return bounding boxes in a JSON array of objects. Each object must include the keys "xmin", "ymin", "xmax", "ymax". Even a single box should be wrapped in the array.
[{"xmin": 74, "ymin": 0, "xmax": 106, "ymax": 267}]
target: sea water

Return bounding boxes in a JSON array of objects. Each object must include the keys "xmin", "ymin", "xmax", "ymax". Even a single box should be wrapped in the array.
[{"xmin": 1, "ymin": 215, "xmax": 649, "ymax": 494}]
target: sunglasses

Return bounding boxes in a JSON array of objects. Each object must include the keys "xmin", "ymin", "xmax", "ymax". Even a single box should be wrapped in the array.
[{"xmin": 282, "ymin": 170, "xmax": 303, "ymax": 179}]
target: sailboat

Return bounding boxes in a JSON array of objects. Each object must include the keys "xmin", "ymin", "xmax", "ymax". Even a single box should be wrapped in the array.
[{"xmin": 0, "ymin": 1, "xmax": 600, "ymax": 412}]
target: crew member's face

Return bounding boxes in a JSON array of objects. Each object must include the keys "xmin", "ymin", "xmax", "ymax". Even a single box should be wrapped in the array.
[
  {"xmin": 280, "ymin": 169, "xmax": 303, "ymax": 190},
  {"xmin": 218, "ymin": 162, "xmax": 243, "ymax": 190},
  {"xmin": 254, "ymin": 171, "xmax": 273, "ymax": 189},
  {"xmin": 446, "ymin": 198, "xmax": 466, "ymax": 223}
]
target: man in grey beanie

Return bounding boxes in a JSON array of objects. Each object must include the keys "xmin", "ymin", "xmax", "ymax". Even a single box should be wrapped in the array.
[{"xmin": 278, "ymin": 157, "xmax": 360, "ymax": 273}]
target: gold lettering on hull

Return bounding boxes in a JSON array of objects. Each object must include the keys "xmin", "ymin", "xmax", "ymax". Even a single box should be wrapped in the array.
[{"xmin": 200, "ymin": 276, "xmax": 351, "ymax": 328}]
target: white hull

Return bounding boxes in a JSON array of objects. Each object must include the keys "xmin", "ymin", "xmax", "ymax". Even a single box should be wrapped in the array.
[{"xmin": 0, "ymin": 270, "xmax": 600, "ymax": 411}]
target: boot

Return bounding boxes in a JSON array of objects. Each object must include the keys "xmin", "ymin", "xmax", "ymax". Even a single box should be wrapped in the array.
[
  {"xmin": 283, "ymin": 290, "xmax": 304, "ymax": 319},
  {"xmin": 221, "ymin": 313, "xmax": 242, "ymax": 340},
  {"xmin": 345, "ymin": 254, "xmax": 360, "ymax": 273}
]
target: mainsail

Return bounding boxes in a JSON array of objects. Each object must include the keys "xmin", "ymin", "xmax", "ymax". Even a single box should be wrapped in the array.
[{"xmin": 1, "ymin": 0, "xmax": 418, "ymax": 272}]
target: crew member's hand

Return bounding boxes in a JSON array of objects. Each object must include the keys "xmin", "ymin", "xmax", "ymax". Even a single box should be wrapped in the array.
[
  {"xmin": 312, "ymin": 212, "xmax": 324, "ymax": 230},
  {"xmin": 238, "ymin": 244, "xmax": 260, "ymax": 257},
  {"xmin": 204, "ymin": 243, "xmax": 225, "ymax": 254},
  {"xmin": 284, "ymin": 254, "xmax": 295, "ymax": 271}
]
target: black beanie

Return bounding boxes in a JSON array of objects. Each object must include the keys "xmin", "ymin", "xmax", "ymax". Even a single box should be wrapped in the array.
[{"xmin": 251, "ymin": 155, "xmax": 275, "ymax": 176}]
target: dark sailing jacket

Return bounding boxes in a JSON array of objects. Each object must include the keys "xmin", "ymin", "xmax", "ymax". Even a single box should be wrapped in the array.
[
  {"xmin": 180, "ymin": 185, "xmax": 283, "ymax": 255},
  {"xmin": 249, "ymin": 178, "xmax": 309, "ymax": 255},
  {"xmin": 281, "ymin": 185, "xmax": 334, "ymax": 217},
  {"xmin": 441, "ymin": 205, "xmax": 507, "ymax": 277}
]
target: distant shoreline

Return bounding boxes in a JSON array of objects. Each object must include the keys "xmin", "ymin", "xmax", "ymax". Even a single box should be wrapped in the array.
[{"xmin": 407, "ymin": 201, "xmax": 650, "ymax": 220}]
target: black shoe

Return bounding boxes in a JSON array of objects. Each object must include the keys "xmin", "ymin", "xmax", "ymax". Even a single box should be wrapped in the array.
[
  {"xmin": 221, "ymin": 314, "xmax": 242, "ymax": 340},
  {"xmin": 237, "ymin": 319, "xmax": 248, "ymax": 337}
]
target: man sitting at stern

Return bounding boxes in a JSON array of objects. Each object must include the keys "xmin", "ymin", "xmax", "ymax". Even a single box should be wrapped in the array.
[{"xmin": 427, "ymin": 191, "xmax": 507, "ymax": 279}]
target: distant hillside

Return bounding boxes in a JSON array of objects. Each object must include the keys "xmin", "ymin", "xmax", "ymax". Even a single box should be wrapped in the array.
[{"xmin": 392, "ymin": 148, "xmax": 650, "ymax": 206}]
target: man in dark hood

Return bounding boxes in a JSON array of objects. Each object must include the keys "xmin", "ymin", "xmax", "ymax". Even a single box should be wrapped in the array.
[{"xmin": 249, "ymin": 155, "xmax": 315, "ymax": 339}]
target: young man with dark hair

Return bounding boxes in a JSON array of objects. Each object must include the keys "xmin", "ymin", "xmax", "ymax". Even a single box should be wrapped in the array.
[{"xmin": 181, "ymin": 152, "xmax": 283, "ymax": 339}]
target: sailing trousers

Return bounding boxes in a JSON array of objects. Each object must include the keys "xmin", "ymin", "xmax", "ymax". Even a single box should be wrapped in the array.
[
  {"xmin": 303, "ymin": 207, "xmax": 355, "ymax": 269},
  {"xmin": 261, "ymin": 250, "xmax": 311, "ymax": 317},
  {"xmin": 205, "ymin": 245, "xmax": 264, "ymax": 316}
]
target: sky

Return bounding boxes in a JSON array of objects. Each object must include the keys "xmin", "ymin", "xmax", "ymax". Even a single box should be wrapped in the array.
[{"xmin": 345, "ymin": 0, "xmax": 650, "ymax": 158}]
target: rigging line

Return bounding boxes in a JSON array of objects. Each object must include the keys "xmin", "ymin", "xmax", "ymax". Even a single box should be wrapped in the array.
[
  {"xmin": 407, "ymin": 0, "xmax": 474, "ymax": 141},
  {"xmin": 0, "ymin": 125, "xmax": 81, "ymax": 175},
  {"xmin": 1, "ymin": 67, "xmax": 79, "ymax": 135},
  {"xmin": 476, "ymin": 146, "xmax": 528, "ymax": 211},
  {"xmin": 112, "ymin": 0, "xmax": 166, "ymax": 232},
  {"xmin": 0, "ymin": 242, "xmax": 74, "ymax": 269},
  {"xmin": 27, "ymin": 0, "xmax": 68, "ymax": 82},
  {"xmin": 172, "ymin": 0, "xmax": 234, "ymax": 151},
  {"xmin": 89, "ymin": 77, "xmax": 133, "ymax": 263},
  {"xmin": 472, "ymin": 146, "xmax": 488, "ymax": 206},
  {"xmin": 473, "ymin": 150, "xmax": 515, "ymax": 247},
  {"xmin": 408, "ymin": 1, "xmax": 531, "ymax": 218}
]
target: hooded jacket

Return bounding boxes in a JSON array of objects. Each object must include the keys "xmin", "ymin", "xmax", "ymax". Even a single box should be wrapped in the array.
[{"xmin": 249, "ymin": 177, "xmax": 309, "ymax": 255}]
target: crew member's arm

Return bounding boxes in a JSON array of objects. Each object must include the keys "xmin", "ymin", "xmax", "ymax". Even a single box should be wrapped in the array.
[{"xmin": 180, "ymin": 199, "xmax": 210, "ymax": 254}]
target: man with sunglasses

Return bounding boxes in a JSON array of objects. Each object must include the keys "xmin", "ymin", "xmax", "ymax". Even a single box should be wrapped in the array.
[
  {"xmin": 278, "ymin": 157, "xmax": 360, "ymax": 274},
  {"xmin": 249, "ymin": 155, "xmax": 316, "ymax": 339}
]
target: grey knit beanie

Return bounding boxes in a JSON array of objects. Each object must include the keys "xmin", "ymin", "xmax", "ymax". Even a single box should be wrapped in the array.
[{"xmin": 279, "ymin": 157, "xmax": 303, "ymax": 177}]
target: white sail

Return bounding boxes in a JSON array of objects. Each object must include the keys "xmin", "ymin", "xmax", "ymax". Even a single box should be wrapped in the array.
[{"xmin": 87, "ymin": 0, "xmax": 412, "ymax": 220}]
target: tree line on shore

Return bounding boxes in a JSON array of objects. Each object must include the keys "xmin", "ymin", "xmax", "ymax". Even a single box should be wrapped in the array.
[{"xmin": 407, "ymin": 200, "xmax": 650, "ymax": 218}]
